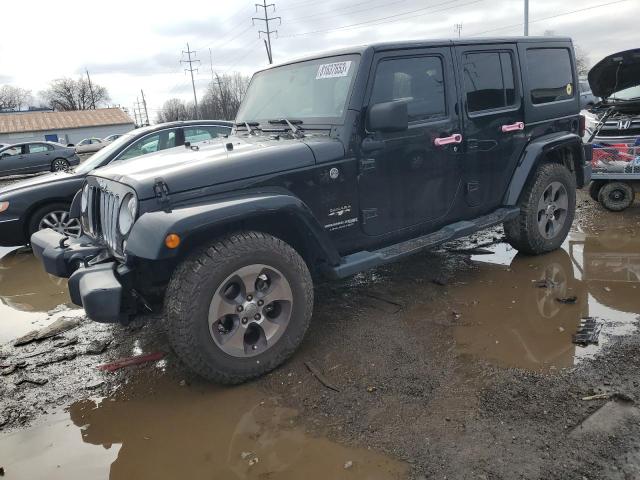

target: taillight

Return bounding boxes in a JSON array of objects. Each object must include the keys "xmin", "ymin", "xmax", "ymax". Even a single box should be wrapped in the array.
[{"xmin": 579, "ymin": 114, "xmax": 586, "ymax": 138}]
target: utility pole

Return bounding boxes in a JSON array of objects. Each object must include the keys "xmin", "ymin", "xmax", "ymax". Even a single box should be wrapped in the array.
[
  {"xmin": 132, "ymin": 102, "xmax": 140, "ymax": 126},
  {"xmin": 252, "ymin": 0, "xmax": 281, "ymax": 64},
  {"xmin": 181, "ymin": 43, "xmax": 200, "ymax": 119},
  {"xmin": 86, "ymin": 69, "xmax": 96, "ymax": 109},
  {"xmin": 454, "ymin": 23, "xmax": 463, "ymax": 38},
  {"xmin": 140, "ymin": 89, "xmax": 149, "ymax": 126},
  {"xmin": 524, "ymin": 0, "xmax": 529, "ymax": 36}
]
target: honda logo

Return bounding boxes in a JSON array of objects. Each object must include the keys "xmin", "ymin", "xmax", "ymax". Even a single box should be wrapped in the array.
[{"xmin": 617, "ymin": 119, "xmax": 632, "ymax": 130}]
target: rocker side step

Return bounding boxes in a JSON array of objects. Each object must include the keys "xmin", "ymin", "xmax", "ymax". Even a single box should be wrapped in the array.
[{"xmin": 329, "ymin": 207, "xmax": 520, "ymax": 279}]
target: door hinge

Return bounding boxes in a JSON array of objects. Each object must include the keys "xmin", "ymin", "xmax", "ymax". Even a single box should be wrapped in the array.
[
  {"xmin": 362, "ymin": 208, "xmax": 378, "ymax": 224},
  {"xmin": 360, "ymin": 158, "xmax": 376, "ymax": 172},
  {"xmin": 153, "ymin": 177, "xmax": 172, "ymax": 213}
]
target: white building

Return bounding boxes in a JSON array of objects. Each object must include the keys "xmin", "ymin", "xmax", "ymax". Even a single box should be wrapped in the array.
[{"xmin": 0, "ymin": 108, "xmax": 135, "ymax": 145}]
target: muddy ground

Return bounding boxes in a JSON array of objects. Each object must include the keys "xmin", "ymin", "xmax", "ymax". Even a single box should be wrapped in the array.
[{"xmin": 0, "ymin": 187, "xmax": 639, "ymax": 480}]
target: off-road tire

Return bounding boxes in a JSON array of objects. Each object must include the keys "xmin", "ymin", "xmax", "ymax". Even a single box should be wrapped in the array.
[
  {"xmin": 588, "ymin": 180, "xmax": 605, "ymax": 202},
  {"xmin": 165, "ymin": 231, "xmax": 314, "ymax": 384},
  {"xmin": 504, "ymin": 163, "xmax": 576, "ymax": 255},
  {"xmin": 598, "ymin": 181, "xmax": 634, "ymax": 212}
]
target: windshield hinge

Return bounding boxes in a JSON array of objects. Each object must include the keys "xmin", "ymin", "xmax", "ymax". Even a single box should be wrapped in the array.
[{"xmin": 153, "ymin": 177, "xmax": 172, "ymax": 213}]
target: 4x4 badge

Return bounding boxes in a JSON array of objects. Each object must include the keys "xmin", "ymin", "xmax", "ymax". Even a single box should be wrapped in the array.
[{"xmin": 329, "ymin": 167, "xmax": 340, "ymax": 179}]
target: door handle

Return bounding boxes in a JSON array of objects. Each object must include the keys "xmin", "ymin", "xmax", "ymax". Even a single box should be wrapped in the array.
[
  {"xmin": 501, "ymin": 122, "xmax": 525, "ymax": 133},
  {"xmin": 434, "ymin": 134, "xmax": 463, "ymax": 147}
]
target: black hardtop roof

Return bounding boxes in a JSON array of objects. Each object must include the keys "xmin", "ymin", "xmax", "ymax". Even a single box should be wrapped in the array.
[{"xmin": 263, "ymin": 36, "xmax": 573, "ymax": 70}]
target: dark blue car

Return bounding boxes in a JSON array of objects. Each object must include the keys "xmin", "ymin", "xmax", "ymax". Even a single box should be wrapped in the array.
[{"xmin": 0, "ymin": 141, "xmax": 79, "ymax": 177}]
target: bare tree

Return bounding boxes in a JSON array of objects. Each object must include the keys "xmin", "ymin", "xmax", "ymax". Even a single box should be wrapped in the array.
[
  {"xmin": 156, "ymin": 98, "xmax": 191, "ymax": 123},
  {"xmin": 0, "ymin": 85, "xmax": 32, "ymax": 110},
  {"xmin": 574, "ymin": 45, "xmax": 590, "ymax": 77},
  {"xmin": 200, "ymin": 73, "xmax": 250, "ymax": 120},
  {"xmin": 40, "ymin": 77, "xmax": 110, "ymax": 111}
]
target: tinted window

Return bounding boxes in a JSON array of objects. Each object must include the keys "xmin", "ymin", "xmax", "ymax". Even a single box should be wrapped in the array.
[
  {"xmin": 28, "ymin": 144, "xmax": 50, "ymax": 153},
  {"xmin": 526, "ymin": 48, "xmax": 574, "ymax": 104},
  {"xmin": 462, "ymin": 51, "xmax": 516, "ymax": 113},
  {"xmin": 118, "ymin": 130, "xmax": 177, "ymax": 161},
  {"xmin": 370, "ymin": 56, "xmax": 446, "ymax": 122},
  {"xmin": 184, "ymin": 126, "xmax": 228, "ymax": 143}
]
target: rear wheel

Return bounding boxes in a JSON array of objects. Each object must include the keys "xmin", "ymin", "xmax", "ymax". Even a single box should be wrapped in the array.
[
  {"xmin": 166, "ymin": 231, "xmax": 314, "ymax": 384},
  {"xmin": 598, "ymin": 181, "xmax": 634, "ymax": 211},
  {"xmin": 28, "ymin": 203, "xmax": 81, "ymax": 239},
  {"xmin": 51, "ymin": 158, "xmax": 69, "ymax": 171},
  {"xmin": 504, "ymin": 163, "xmax": 576, "ymax": 255}
]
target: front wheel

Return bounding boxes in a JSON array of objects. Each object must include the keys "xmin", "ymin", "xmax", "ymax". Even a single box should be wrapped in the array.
[
  {"xmin": 504, "ymin": 163, "xmax": 576, "ymax": 255},
  {"xmin": 166, "ymin": 232, "xmax": 314, "ymax": 384}
]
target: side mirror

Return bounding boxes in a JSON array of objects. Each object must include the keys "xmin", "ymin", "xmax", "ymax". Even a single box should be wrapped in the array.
[{"xmin": 367, "ymin": 101, "xmax": 408, "ymax": 132}]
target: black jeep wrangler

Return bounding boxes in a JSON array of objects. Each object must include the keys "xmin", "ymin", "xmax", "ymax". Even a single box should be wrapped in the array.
[{"xmin": 32, "ymin": 37, "xmax": 591, "ymax": 383}]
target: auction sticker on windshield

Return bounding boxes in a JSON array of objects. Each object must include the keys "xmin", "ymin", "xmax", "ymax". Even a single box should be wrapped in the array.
[{"xmin": 316, "ymin": 61, "xmax": 352, "ymax": 79}]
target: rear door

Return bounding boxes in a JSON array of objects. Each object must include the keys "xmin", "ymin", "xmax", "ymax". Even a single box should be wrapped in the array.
[
  {"xmin": 454, "ymin": 44, "xmax": 526, "ymax": 213},
  {"xmin": 357, "ymin": 47, "xmax": 462, "ymax": 236},
  {"xmin": 27, "ymin": 143, "xmax": 53, "ymax": 169}
]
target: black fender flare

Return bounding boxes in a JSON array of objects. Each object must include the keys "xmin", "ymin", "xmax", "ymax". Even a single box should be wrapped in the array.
[
  {"xmin": 124, "ymin": 191, "xmax": 341, "ymax": 265},
  {"xmin": 503, "ymin": 132, "xmax": 588, "ymax": 205}
]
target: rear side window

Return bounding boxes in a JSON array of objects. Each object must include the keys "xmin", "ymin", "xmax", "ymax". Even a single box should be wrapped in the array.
[
  {"xmin": 526, "ymin": 48, "xmax": 574, "ymax": 104},
  {"xmin": 184, "ymin": 126, "xmax": 229, "ymax": 143},
  {"xmin": 462, "ymin": 51, "xmax": 516, "ymax": 113},
  {"xmin": 370, "ymin": 56, "xmax": 446, "ymax": 122}
]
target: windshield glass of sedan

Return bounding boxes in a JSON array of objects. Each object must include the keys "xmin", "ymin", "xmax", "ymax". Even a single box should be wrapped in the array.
[
  {"xmin": 74, "ymin": 133, "xmax": 134, "ymax": 174},
  {"xmin": 236, "ymin": 54, "xmax": 360, "ymax": 125}
]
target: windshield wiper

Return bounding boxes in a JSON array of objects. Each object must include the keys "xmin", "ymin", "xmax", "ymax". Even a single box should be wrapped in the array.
[
  {"xmin": 268, "ymin": 119, "xmax": 305, "ymax": 137},
  {"xmin": 234, "ymin": 121, "xmax": 261, "ymax": 135}
]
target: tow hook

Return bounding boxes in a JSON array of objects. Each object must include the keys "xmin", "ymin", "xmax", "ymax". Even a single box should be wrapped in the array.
[{"xmin": 58, "ymin": 236, "xmax": 70, "ymax": 249}]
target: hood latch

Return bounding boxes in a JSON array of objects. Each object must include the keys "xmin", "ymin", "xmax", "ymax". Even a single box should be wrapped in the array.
[{"xmin": 153, "ymin": 177, "xmax": 172, "ymax": 213}]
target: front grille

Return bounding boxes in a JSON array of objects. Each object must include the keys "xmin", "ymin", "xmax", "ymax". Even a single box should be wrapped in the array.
[{"xmin": 83, "ymin": 177, "xmax": 135, "ymax": 257}]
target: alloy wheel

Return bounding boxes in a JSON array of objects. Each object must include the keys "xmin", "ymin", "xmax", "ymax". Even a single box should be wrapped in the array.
[
  {"xmin": 208, "ymin": 264, "xmax": 293, "ymax": 358},
  {"xmin": 38, "ymin": 210, "xmax": 81, "ymax": 237},
  {"xmin": 536, "ymin": 181, "xmax": 568, "ymax": 240},
  {"xmin": 52, "ymin": 159, "xmax": 69, "ymax": 171}
]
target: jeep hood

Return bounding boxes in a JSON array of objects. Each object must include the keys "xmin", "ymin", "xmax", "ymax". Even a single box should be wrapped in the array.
[
  {"xmin": 93, "ymin": 135, "xmax": 344, "ymax": 200},
  {"xmin": 588, "ymin": 48, "xmax": 640, "ymax": 99}
]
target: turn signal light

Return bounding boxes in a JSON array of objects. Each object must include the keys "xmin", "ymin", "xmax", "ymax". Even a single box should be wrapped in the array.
[{"xmin": 165, "ymin": 233, "xmax": 181, "ymax": 249}]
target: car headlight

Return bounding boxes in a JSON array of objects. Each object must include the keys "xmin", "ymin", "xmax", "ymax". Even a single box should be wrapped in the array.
[
  {"xmin": 584, "ymin": 112, "xmax": 599, "ymax": 132},
  {"xmin": 80, "ymin": 184, "xmax": 89, "ymax": 212},
  {"xmin": 118, "ymin": 193, "xmax": 137, "ymax": 235},
  {"xmin": 0, "ymin": 201, "xmax": 9, "ymax": 213}
]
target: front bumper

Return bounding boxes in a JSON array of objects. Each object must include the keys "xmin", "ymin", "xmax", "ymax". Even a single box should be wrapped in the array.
[{"xmin": 31, "ymin": 229, "xmax": 127, "ymax": 323}]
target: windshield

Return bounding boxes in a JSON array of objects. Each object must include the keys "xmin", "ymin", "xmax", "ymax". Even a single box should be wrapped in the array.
[
  {"xmin": 236, "ymin": 54, "xmax": 360, "ymax": 125},
  {"xmin": 611, "ymin": 85, "xmax": 640, "ymax": 101},
  {"xmin": 74, "ymin": 133, "xmax": 134, "ymax": 174}
]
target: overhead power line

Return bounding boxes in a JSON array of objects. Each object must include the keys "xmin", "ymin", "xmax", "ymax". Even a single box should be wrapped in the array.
[
  {"xmin": 471, "ymin": 0, "xmax": 631, "ymax": 36},
  {"xmin": 253, "ymin": 0, "xmax": 281, "ymax": 64},
  {"xmin": 279, "ymin": 0, "xmax": 480, "ymax": 38}
]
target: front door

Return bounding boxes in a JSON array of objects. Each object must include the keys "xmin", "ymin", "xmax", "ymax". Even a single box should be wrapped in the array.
[
  {"xmin": 358, "ymin": 47, "xmax": 462, "ymax": 236},
  {"xmin": 454, "ymin": 44, "xmax": 526, "ymax": 213}
]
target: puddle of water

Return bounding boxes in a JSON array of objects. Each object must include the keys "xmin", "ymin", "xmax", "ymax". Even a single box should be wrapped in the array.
[
  {"xmin": 430, "ymin": 226, "xmax": 639, "ymax": 372},
  {"xmin": 0, "ymin": 375, "xmax": 407, "ymax": 480},
  {"xmin": 0, "ymin": 247, "xmax": 81, "ymax": 344}
]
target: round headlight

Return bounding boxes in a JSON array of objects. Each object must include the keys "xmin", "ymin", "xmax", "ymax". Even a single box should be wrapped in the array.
[
  {"xmin": 118, "ymin": 194, "xmax": 137, "ymax": 235},
  {"xmin": 80, "ymin": 184, "xmax": 89, "ymax": 212}
]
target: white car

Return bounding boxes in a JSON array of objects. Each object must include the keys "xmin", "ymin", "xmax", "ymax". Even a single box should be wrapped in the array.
[
  {"xmin": 74, "ymin": 137, "xmax": 106, "ymax": 154},
  {"xmin": 103, "ymin": 134, "xmax": 123, "ymax": 143}
]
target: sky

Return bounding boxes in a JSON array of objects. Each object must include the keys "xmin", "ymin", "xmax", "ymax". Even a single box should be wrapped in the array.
[{"xmin": 0, "ymin": 0, "xmax": 637, "ymax": 122}]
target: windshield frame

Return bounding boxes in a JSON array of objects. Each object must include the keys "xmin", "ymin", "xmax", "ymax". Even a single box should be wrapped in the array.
[{"xmin": 236, "ymin": 53, "xmax": 361, "ymax": 128}]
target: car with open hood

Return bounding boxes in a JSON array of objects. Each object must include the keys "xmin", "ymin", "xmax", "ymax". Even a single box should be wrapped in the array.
[
  {"xmin": 31, "ymin": 37, "xmax": 590, "ymax": 384},
  {"xmin": 583, "ymin": 48, "xmax": 640, "ymax": 144}
]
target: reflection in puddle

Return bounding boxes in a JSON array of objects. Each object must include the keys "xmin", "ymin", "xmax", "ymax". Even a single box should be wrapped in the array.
[
  {"xmin": 0, "ymin": 375, "xmax": 407, "ymax": 480},
  {"xmin": 450, "ymin": 228, "xmax": 640, "ymax": 372},
  {"xmin": 0, "ymin": 247, "xmax": 80, "ymax": 343}
]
